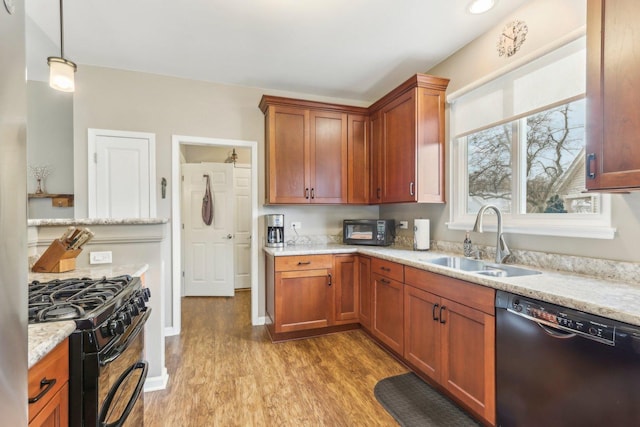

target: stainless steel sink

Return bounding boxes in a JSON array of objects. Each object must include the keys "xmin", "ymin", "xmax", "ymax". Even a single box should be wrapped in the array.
[{"xmin": 423, "ymin": 256, "xmax": 541, "ymax": 278}]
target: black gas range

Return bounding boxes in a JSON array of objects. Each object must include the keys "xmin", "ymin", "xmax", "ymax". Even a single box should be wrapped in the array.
[{"xmin": 29, "ymin": 275, "xmax": 151, "ymax": 427}]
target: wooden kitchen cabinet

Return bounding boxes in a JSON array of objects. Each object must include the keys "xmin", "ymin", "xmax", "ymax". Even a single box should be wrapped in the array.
[
  {"xmin": 404, "ymin": 267, "xmax": 496, "ymax": 425},
  {"xmin": 371, "ymin": 258, "xmax": 404, "ymax": 355},
  {"xmin": 265, "ymin": 253, "xmax": 362, "ymax": 341},
  {"xmin": 356, "ymin": 256, "xmax": 373, "ymax": 330},
  {"xmin": 28, "ymin": 338, "xmax": 69, "ymax": 427},
  {"xmin": 585, "ymin": 0, "xmax": 640, "ymax": 191},
  {"xmin": 259, "ymin": 96, "xmax": 368, "ymax": 204},
  {"xmin": 333, "ymin": 254, "xmax": 361, "ymax": 324},
  {"xmin": 347, "ymin": 114, "xmax": 370, "ymax": 204},
  {"xmin": 369, "ymin": 74, "xmax": 449, "ymax": 203},
  {"xmin": 369, "ymin": 111, "xmax": 383, "ymax": 203}
]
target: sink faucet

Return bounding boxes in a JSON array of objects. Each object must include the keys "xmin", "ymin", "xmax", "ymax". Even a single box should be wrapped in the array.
[{"xmin": 472, "ymin": 204, "xmax": 511, "ymax": 264}]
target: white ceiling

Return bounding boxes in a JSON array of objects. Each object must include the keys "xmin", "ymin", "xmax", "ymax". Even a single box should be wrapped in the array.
[{"xmin": 26, "ymin": 0, "xmax": 530, "ymax": 103}]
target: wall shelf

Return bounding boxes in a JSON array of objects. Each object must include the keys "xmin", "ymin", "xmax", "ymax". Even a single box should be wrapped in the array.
[{"xmin": 28, "ymin": 193, "xmax": 74, "ymax": 207}]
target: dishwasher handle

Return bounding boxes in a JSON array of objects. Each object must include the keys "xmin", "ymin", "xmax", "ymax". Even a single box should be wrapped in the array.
[{"xmin": 507, "ymin": 308, "xmax": 577, "ymax": 340}]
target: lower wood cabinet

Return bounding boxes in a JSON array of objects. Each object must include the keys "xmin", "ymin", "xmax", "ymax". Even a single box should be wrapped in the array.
[
  {"xmin": 371, "ymin": 258, "xmax": 405, "ymax": 355},
  {"xmin": 265, "ymin": 253, "xmax": 362, "ymax": 340},
  {"xmin": 404, "ymin": 267, "xmax": 496, "ymax": 425},
  {"xmin": 357, "ymin": 256, "xmax": 372, "ymax": 330},
  {"xmin": 28, "ymin": 338, "xmax": 69, "ymax": 427}
]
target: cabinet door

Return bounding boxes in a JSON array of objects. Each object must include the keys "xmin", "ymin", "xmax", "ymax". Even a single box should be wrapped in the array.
[
  {"xmin": 347, "ymin": 114, "xmax": 370, "ymax": 204},
  {"xmin": 416, "ymin": 87, "xmax": 446, "ymax": 203},
  {"xmin": 29, "ymin": 382, "xmax": 69, "ymax": 427},
  {"xmin": 381, "ymin": 89, "xmax": 417, "ymax": 203},
  {"xmin": 266, "ymin": 106, "xmax": 311, "ymax": 203},
  {"xmin": 275, "ymin": 268, "xmax": 333, "ymax": 333},
  {"xmin": 404, "ymin": 285, "xmax": 441, "ymax": 382},
  {"xmin": 440, "ymin": 298, "xmax": 496, "ymax": 425},
  {"xmin": 372, "ymin": 273, "xmax": 404, "ymax": 355},
  {"xmin": 333, "ymin": 255, "xmax": 359, "ymax": 324},
  {"xmin": 309, "ymin": 110, "xmax": 348, "ymax": 203},
  {"xmin": 586, "ymin": 0, "xmax": 640, "ymax": 190},
  {"xmin": 357, "ymin": 256, "xmax": 372, "ymax": 329},
  {"xmin": 369, "ymin": 111, "xmax": 383, "ymax": 203}
]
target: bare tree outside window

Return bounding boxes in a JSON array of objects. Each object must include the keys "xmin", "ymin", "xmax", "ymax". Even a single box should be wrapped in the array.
[{"xmin": 465, "ymin": 99, "xmax": 588, "ymax": 215}]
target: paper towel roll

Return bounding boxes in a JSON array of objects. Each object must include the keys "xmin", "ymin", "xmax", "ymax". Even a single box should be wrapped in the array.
[{"xmin": 414, "ymin": 219, "xmax": 430, "ymax": 251}]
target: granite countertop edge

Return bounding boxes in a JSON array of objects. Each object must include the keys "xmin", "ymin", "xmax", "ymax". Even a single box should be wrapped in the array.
[
  {"xmin": 28, "ymin": 218, "xmax": 169, "ymax": 226},
  {"xmin": 264, "ymin": 244, "xmax": 640, "ymax": 327},
  {"xmin": 28, "ymin": 264, "xmax": 149, "ymax": 367}
]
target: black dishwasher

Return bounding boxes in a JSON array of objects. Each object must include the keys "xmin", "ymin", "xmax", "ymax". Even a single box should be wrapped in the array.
[{"xmin": 496, "ymin": 290, "xmax": 640, "ymax": 427}]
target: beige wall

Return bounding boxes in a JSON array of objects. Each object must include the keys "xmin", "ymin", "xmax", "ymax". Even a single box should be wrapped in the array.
[
  {"xmin": 380, "ymin": 0, "xmax": 640, "ymax": 263},
  {"xmin": 71, "ymin": 66, "xmax": 378, "ymax": 327}
]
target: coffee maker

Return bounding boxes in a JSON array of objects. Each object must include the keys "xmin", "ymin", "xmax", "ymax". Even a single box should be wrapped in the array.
[{"xmin": 265, "ymin": 214, "xmax": 284, "ymax": 248}]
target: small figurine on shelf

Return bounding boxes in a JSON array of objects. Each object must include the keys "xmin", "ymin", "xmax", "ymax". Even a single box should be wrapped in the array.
[{"xmin": 29, "ymin": 165, "xmax": 52, "ymax": 194}]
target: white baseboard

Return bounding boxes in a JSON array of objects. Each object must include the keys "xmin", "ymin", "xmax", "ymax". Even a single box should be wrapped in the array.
[
  {"xmin": 164, "ymin": 326, "xmax": 180, "ymax": 337},
  {"xmin": 144, "ymin": 368, "xmax": 169, "ymax": 392},
  {"xmin": 254, "ymin": 316, "xmax": 266, "ymax": 326}
]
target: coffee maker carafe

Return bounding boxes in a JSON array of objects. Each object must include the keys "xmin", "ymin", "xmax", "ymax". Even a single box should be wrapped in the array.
[{"xmin": 265, "ymin": 214, "xmax": 284, "ymax": 248}]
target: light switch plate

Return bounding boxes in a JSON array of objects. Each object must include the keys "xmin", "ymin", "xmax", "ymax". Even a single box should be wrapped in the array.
[
  {"xmin": 90, "ymin": 251, "xmax": 113, "ymax": 264},
  {"xmin": 399, "ymin": 221, "xmax": 409, "ymax": 229}
]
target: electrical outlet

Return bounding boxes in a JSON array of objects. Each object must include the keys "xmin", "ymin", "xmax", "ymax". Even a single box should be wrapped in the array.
[
  {"xmin": 90, "ymin": 251, "xmax": 112, "ymax": 264},
  {"xmin": 399, "ymin": 220, "xmax": 409, "ymax": 229},
  {"xmin": 291, "ymin": 221, "xmax": 302, "ymax": 230}
]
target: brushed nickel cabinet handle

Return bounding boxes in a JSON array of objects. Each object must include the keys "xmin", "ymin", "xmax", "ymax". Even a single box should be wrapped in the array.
[{"xmin": 587, "ymin": 153, "xmax": 596, "ymax": 179}]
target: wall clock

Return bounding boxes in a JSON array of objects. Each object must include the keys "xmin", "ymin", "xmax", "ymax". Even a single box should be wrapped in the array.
[
  {"xmin": 497, "ymin": 19, "xmax": 528, "ymax": 57},
  {"xmin": 3, "ymin": 0, "xmax": 15, "ymax": 15}
]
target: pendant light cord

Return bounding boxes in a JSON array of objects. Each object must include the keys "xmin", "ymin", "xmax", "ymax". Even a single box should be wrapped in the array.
[{"xmin": 59, "ymin": 0, "xmax": 65, "ymax": 58}]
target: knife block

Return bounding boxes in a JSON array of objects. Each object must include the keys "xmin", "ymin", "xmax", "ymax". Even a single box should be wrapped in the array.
[{"xmin": 31, "ymin": 240, "xmax": 83, "ymax": 273}]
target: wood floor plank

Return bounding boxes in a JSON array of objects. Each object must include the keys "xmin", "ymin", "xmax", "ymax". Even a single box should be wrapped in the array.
[{"xmin": 144, "ymin": 290, "xmax": 407, "ymax": 426}]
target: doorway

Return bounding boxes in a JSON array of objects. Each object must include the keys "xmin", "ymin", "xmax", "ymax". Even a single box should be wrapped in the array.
[{"xmin": 171, "ymin": 135, "xmax": 260, "ymax": 336}]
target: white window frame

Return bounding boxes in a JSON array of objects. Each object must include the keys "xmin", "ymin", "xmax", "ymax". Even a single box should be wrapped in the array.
[{"xmin": 447, "ymin": 36, "xmax": 615, "ymax": 240}]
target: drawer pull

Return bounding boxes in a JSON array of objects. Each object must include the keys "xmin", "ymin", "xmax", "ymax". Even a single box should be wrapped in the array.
[
  {"xmin": 28, "ymin": 377, "xmax": 57, "ymax": 404},
  {"xmin": 380, "ymin": 266, "xmax": 391, "ymax": 272},
  {"xmin": 297, "ymin": 261, "xmax": 311, "ymax": 265},
  {"xmin": 380, "ymin": 278, "xmax": 390, "ymax": 285},
  {"xmin": 432, "ymin": 303, "xmax": 440, "ymax": 321}
]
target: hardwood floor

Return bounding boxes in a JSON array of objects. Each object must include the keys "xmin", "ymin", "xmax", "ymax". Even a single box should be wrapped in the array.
[{"xmin": 144, "ymin": 290, "xmax": 408, "ymax": 426}]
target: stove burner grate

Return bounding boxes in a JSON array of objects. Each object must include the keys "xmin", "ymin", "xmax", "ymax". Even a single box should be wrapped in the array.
[{"xmin": 37, "ymin": 303, "xmax": 85, "ymax": 322}]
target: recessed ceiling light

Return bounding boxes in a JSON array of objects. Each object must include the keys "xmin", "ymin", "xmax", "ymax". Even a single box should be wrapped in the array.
[{"xmin": 468, "ymin": 0, "xmax": 496, "ymax": 14}]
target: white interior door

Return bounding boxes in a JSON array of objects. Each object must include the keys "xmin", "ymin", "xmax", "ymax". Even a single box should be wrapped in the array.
[
  {"xmin": 182, "ymin": 163, "xmax": 235, "ymax": 296},
  {"xmin": 233, "ymin": 166, "xmax": 252, "ymax": 289},
  {"xmin": 88, "ymin": 129, "xmax": 156, "ymax": 218}
]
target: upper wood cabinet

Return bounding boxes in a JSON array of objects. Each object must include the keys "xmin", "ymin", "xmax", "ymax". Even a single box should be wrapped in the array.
[
  {"xmin": 586, "ymin": 0, "xmax": 640, "ymax": 191},
  {"xmin": 347, "ymin": 114, "xmax": 370, "ymax": 204},
  {"xmin": 369, "ymin": 74, "xmax": 449, "ymax": 203},
  {"xmin": 260, "ymin": 96, "xmax": 368, "ymax": 204}
]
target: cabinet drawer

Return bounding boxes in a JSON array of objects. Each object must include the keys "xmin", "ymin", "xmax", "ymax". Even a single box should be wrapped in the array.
[
  {"xmin": 275, "ymin": 255, "xmax": 333, "ymax": 271},
  {"xmin": 405, "ymin": 267, "xmax": 495, "ymax": 315},
  {"xmin": 371, "ymin": 258, "xmax": 404, "ymax": 282},
  {"xmin": 28, "ymin": 338, "xmax": 69, "ymax": 423}
]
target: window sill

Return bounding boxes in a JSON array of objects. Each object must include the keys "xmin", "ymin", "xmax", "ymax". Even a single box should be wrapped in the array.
[{"xmin": 447, "ymin": 220, "xmax": 616, "ymax": 240}]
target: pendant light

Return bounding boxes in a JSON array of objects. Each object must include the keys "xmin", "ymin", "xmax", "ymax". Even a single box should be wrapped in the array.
[{"xmin": 48, "ymin": 0, "xmax": 77, "ymax": 92}]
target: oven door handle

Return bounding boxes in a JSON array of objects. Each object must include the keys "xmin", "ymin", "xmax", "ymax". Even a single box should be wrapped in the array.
[
  {"xmin": 100, "ymin": 308, "xmax": 151, "ymax": 367},
  {"xmin": 99, "ymin": 360, "xmax": 149, "ymax": 427}
]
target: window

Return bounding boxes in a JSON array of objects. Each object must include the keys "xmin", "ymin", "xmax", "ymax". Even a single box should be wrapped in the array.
[{"xmin": 448, "ymin": 36, "xmax": 614, "ymax": 239}]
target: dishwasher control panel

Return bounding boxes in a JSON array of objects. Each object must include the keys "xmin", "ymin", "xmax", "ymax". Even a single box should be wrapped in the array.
[{"xmin": 501, "ymin": 292, "xmax": 616, "ymax": 345}]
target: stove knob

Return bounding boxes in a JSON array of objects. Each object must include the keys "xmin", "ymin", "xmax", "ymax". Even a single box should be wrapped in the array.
[
  {"xmin": 109, "ymin": 320, "xmax": 125, "ymax": 336},
  {"xmin": 134, "ymin": 297, "xmax": 146, "ymax": 310},
  {"xmin": 128, "ymin": 302, "xmax": 140, "ymax": 316},
  {"xmin": 119, "ymin": 311, "xmax": 132, "ymax": 326},
  {"xmin": 141, "ymin": 287, "xmax": 151, "ymax": 301}
]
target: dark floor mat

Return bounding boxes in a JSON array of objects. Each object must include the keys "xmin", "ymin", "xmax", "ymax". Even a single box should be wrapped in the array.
[{"xmin": 374, "ymin": 372, "xmax": 480, "ymax": 427}]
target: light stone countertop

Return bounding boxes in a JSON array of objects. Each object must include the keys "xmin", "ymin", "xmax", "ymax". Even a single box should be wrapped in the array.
[
  {"xmin": 28, "ymin": 218, "xmax": 169, "ymax": 227},
  {"xmin": 264, "ymin": 244, "xmax": 640, "ymax": 327},
  {"xmin": 28, "ymin": 321, "xmax": 76, "ymax": 369},
  {"xmin": 28, "ymin": 264, "xmax": 149, "ymax": 368}
]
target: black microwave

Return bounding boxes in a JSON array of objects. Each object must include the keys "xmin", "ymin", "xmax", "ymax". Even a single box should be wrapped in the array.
[{"xmin": 343, "ymin": 219, "xmax": 395, "ymax": 246}]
